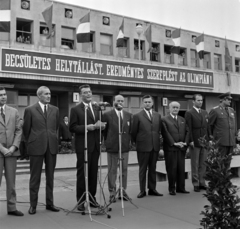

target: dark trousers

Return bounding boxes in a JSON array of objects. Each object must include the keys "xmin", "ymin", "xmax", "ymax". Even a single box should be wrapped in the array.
[
  {"xmin": 218, "ymin": 146, "xmax": 233, "ymax": 168},
  {"xmin": 29, "ymin": 147, "xmax": 56, "ymax": 207},
  {"xmin": 137, "ymin": 150, "xmax": 158, "ymax": 192},
  {"xmin": 76, "ymin": 147, "xmax": 100, "ymax": 203},
  {"xmin": 164, "ymin": 150, "xmax": 186, "ymax": 192}
]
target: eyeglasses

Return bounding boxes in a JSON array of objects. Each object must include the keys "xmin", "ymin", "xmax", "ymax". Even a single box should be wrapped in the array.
[{"xmin": 82, "ymin": 91, "xmax": 92, "ymax": 95}]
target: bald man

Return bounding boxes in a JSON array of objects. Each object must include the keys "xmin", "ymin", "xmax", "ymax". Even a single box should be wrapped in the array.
[{"xmin": 162, "ymin": 102, "xmax": 189, "ymax": 195}]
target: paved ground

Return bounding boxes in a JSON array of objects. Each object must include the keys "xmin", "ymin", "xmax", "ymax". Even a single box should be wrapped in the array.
[{"xmin": 1, "ymin": 164, "xmax": 240, "ymax": 229}]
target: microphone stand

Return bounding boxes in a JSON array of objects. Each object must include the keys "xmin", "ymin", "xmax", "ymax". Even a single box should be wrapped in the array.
[
  {"xmin": 67, "ymin": 104, "xmax": 114, "ymax": 228},
  {"xmin": 106, "ymin": 107, "xmax": 138, "ymax": 216}
]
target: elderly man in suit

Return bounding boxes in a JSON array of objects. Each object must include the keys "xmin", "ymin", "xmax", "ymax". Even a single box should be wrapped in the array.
[
  {"xmin": 69, "ymin": 84, "xmax": 105, "ymax": 211},
  {"xmin": 162, "ymin": 101, "xmax": 189, "ymax": 196},
  {"xmin": 131, "ymin": 95, "xmax": 163, "ymax": 198},
  {"xmin": 185, "ymin": 94, "xmax": 209, "ymax": 192},
  {"xmin": 209, "ymin": 92, "xmax": 239, "ymax": 164},
  {"xmin": 0, "ymin": 87, "xmax": 23, "ymax": 216},
  {"xmin": 23, "ymin": 86, "xmax": 59, "ymax": 215},
  {"xmin": 103, "ymin": 95, "xmax": 132, "ymax": 203}
]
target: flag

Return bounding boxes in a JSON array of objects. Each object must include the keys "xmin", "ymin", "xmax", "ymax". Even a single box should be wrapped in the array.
[
  {"xmin": 171, "ymin": 28, "xmax": 181, "ymax": 54},
  {"xmin": 116, "ymin": 19, "xmax": 125, "ymax": 47},
  {"xmin": 195, "ymin": 34, "xmax": 204, "ymax": 59},
  {"xmin": 76, "ymin": 12, "xmax": 91, "ymax": 43},
  {"xmin": 42, "ymin": 4, "xmax": 53, "ymax": 39},
  {"xmin": 0, "ymin": 0, "xmax": 11, "ymax": 32},
  {"xmin": 144, "ymin": 25, "xmax": 152, "ymax": 52},
  {"xmin": 225, "ymin": 38, "xmax": 231, "ymax": 72}
]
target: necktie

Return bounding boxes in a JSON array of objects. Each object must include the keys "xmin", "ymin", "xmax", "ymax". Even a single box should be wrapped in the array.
[
  {"xmin": 1, "ymin": 107, "xmax": 5, "ymax": 122},
  {"xmin": 148, "ymin": 110, "xmax": 152, "ymax": 121},
  {"xmin": 44, "ymin": 105, "xmax": 47, "ymax": 118}
]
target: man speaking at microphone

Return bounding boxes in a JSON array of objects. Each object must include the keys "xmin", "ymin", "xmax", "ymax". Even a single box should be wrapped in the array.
[
  {"xmin": 69, "ymin": 85, "xmax": 105, "ymax": 211},
  {"xmin": 103, "ymin": 95, "xmax": 132, "ymax": 203}
]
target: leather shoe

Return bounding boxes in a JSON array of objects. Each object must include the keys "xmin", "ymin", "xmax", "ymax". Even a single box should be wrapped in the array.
[
  {"xmin": 8, "ymin": 210, "xmax": 24, "ymax": 216},
  {"xmin": 109, "ymin": 195, "xmax": 116, "ymax": 203},
  {"xmin": 176, "ymin": 190, "xmax": 190, "ymax": 194},
  {"xmin": 194, "ymin": 186, "xmax": 200, "ymax": 192},
  {"xmin": 28, "ymin": 206, "xmax": 36, "ymax": 215},
  {"xmin": 169, "ymin": 190, "xmax": 176, "ymax": 196},
  {"xmin": 137, "ymin": 191, "xmax": 146, "ymax": 198},
  {"xmin": 77, "ymin": 204, "xmax": 85, "ymax": 212},
  {"xmin": 199, "ymin": 185, "xmax": 207, "ymax": 190},
  {"xmin": 148, "ymin": 189, "xmax": 163, "ymax": 196},
  {"xmin": 46, "ymin": 205, "xmax": 60, "ymax": 212}
]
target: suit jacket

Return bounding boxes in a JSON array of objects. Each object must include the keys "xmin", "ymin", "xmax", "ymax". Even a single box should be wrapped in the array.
[
  {"xmin": 209, "ymin": 105, "xmax": 236, "ymax": 146},
  {"xmin": 0, "ymin": 105, "xmax": 22, "ymax": 157},
  {"xmin": 69, "ymin": 102, "xmax": 101, "ymax": 154},
  {"xmin": 23, "ymin": 103, "xmax": 59, "ymax": 155},
  {"xmin": 59, "ymin": 121, "xmax": 72, "ymax": 140},
  {"xmin": 185, "ymin": 108, "xmax": 209, "ymax": 147},
  {"xmin": 131, "ymin": 110, "xmax": 161, "ymax": 152},
  {"xmin": 103, "ymin": 109, "xmax": 132, "ymax": 153},
  {"xmin": 162, "ymin": 115, "xmax": 189, "ymax": 152}
]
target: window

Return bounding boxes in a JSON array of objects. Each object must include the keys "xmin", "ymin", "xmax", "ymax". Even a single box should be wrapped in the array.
[
  {"xmin": 65, "ymin": 9, "xmax": 73, "ymax": 18},
  {"xmin": 215, "ymin": 40, "xmax": 220, "ymax": 48},
  {"xmin": 39, "ymin": 23, "xmax": 55, "ymax": 47},
  {"xmin": 165, "ymin": 29, "xmax": 171, "ymax": 38},
  {"xmin": 204, "ymin": 52, "xmax": 211, "ymax": 69},
  {"xmin": 164, "ymin": 45, "xmax": 174, "ymax": 64},
  {"xmin": 16, "ymin": 18, "xmax": 32, "ymax": 44},
  {"xmin": 214, "ymin": 54, "xmax": 222, "ymax": 70},
  {"xmin": 191, "ymin": 50, "xmax": 199, "ymax": 67},
  {"xmin": 82, "ymin": 32, "xmax": 95, "ymax": 53},
  {"xmin": 100, "ymin": 33, "xmax": 113, "ymax": 55},
  {"xmin": 102, "ymin": 16, "xmax": 110, "ymax": 26},
  {"xmin": 150, "ymin": 43, "xmax": 160, "ymax": 62},
  {"xmin": 236, "ymin": 45, "xmax": 240, "ymax": 52},
  {"xmin": 117, "ymin": 38, "xmax": 129, "ymax": 58},
  {"xmin": 178, "ymin": 48, "xmax": 187, "ymax": 66},
  {"xmin": 192, "ymin": 35, "xmax": 196, "ymax": 43},
  {"xmin": 61, "ymin": 27, "xmax": 75, "ymax": 49},
  {"xmin": 134, "ymin": 39, "xmax": 145, "ymax": 60},
  {"xmin": 235, "ymin": 59, "xmax": 240, "ymax": 73}
]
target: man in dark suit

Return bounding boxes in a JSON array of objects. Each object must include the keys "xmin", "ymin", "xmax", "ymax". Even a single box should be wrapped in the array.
[
  {"xmin": 59, "ymin": 116, "xmax": 73, "ymax": 142},
  {"xmin": 185, "ymin": 94, "xmax": 209, "ymax": 192},
  {"xmin": 23, "ymin": 86, "xmax": 59, "ymax": 215},
  {"xmin": 103, "ymin": 95, "xmax": 132, "ymax": 203},
  {"xmin": 209, "ymin": 92, "xmax": 239, "ymax": 163},
  {"xmin": 131, "ymin": 95, "xmax": 163, "ymax": 198},
  {"xmin": 162, "ymin": 101, "xmax": 189, "ymax": 196},
  {"xmin": 0, "ymin": 87, "xmax": 23, "ymax": 216},
  {"xmin": 69, "ymin": 84, "xmax": 105, "ymax": 211}
]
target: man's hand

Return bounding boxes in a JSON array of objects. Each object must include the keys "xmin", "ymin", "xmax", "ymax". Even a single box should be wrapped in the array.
[
  {"xmin": 87, "ymin": 124, "xmax": 96, "ymax": 131},
  {"xmin": 9, "ymin": 146, "xmax": 17, "ymax": 153},
  {"xmin": 94, "ymin": 121, "xmax": 106, "ymax": 130},
  {"xmin": 189, "ymin": 142, "xmax": 194, "ymax": 147},
  {"xmin": 2, "ymin": 147, "xmax": 11, "ymax": 157}
]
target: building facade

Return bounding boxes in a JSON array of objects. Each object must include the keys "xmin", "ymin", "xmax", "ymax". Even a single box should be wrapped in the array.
[{"xmin": 0, "ymin": 0, "xmax": 240, "ymax": 128}]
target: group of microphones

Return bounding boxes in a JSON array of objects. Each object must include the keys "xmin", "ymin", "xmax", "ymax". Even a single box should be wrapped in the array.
[{"xmin": 92, "ymin": 101, "xmax": 123, "ymax": 111}]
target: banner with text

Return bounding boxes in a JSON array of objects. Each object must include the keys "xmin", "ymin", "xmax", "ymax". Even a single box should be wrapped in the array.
[{"xmin": 1, "ymin": 48, "xmax": 214, "ymax": 88}]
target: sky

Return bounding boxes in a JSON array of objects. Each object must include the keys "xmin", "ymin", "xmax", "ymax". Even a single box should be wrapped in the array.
[{"xmin": 55, "ymin": 0, "xmax": 240, "ymax": 42}]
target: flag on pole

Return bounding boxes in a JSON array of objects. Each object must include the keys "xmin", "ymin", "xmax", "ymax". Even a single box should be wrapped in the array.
[
  {"xmin": 171, "ymin": 28, "xmax": 181, "ymax": 54},
  {"xmin": 116, "ymin": 19, "xmax": 125, "ymax": 47},
  {"xmin": 195, "ymin": 34, "xmax": 204, "ymax": 59},
  {"xmin": 42, "ymin": 4, "xmax": 53, "ymax": 39},
  {"xmin": 0, "ymin": 0, "xmax": 11, "ymax": 32},
  {"xmin": 144, "ymin": 25, "xmax": 152, "ymax": 52},
  {"xmin": 76, "ymin": 12, "xmax": 91, "ymax": 43},
  {"xmin": 225, "ymin": 38, "xmax": 231, "ymax": 72}
]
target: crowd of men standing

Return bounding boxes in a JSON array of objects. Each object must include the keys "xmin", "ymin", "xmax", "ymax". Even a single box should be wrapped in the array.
[{"xmin": 0, "ymin": 84, "xmax": 239, "ymax": 216}]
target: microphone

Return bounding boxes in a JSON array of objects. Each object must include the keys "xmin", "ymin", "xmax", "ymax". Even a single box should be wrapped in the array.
[
  {"xmin": 114, "ymin": 103, "xmax": 123, "ymax": 111},
  {"xmin": 92, "ymin": 101, "xmax": 110, "ymax": 107}
]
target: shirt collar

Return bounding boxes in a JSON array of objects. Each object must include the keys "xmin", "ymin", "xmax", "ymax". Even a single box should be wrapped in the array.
[
  {"xmin": 38, "ymin": 101, "xmax": 48, "ymax": 111},
  {"xmin": 144, "ymin": 108, "xmax": 152, "ymax": 114},
  {"xmin": 193, "ymin": 106, "xmax": 200, "ymax": 112},
  {"xmin": 170, "ymin": 113, "xmax": 177, "ymax": 119}
]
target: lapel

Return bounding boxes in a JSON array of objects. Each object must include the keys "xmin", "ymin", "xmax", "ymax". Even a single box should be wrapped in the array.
[
  {"xmin": 80, "ymin": 102, "xmax": 95, "ymax": 121},
  {"xmin": 47, "ymin": 104, "xmax": 53, "ymax": 119},
  {"xmin": 113, "ymin": 109, "xmax": 119, "ymax": 124},
  {"xmin": 170, "ymin": 115, "xmax": 179, "ymax": 129},
  {"xmin": 142, "ymin": 110, "xmax": 152, "ymax": 123},
  {"xmin": 192, "ymin": 108, "xmax": 203, "ymax": 121},
  {"xmin": 36, "ymin": 103, "xmax": 45, "ymax": 119},
  {"xmin": 1, "ymin": 105, "xmax": 10, "ymax": 126}
]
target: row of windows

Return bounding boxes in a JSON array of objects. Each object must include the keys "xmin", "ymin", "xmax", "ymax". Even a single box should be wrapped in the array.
[{"xmin": 1, "ymin": 18, "xmax": 240, "ymax": 74}]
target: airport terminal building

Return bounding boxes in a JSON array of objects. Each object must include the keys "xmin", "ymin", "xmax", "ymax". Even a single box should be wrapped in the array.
[{"xmin": 1, "ymin": 0, "xmax": 240, "ymax": 127}]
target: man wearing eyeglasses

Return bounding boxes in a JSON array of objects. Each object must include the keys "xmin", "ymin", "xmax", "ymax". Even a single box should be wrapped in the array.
[
  {"xmin": 209, "ymin": 92, "xmax": 239, "ymax": 160},
  {"xmin": 69, "ymin": 84, "xmax": 105, "ymax": 212}
]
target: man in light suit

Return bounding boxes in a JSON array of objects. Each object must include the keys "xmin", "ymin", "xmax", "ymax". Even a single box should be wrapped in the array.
[
  {"xmin": 185, "ymin": 94, "xmax": 209, "ymax": 192},
  {"xmin": 0, "ymin": 87, "xmax": 23, "ymax": 216},
  {"xmin": 103, "ymin": 95, "xmax": 132, "ymax": 203},
  {"xmin": 23, "ymin": 86, "xmax": 59, "ymax": 215},
  {"xmin": 69, "ymin": 84, "xmax": 105, "ymax": 211},
  {"xmin": 131, "ymin": 95, "xmax": 163, "ymax": 198},
  {"xmin": 162, "ymin": 101, "xmax": 189, "ymax": 196}
]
